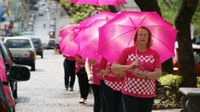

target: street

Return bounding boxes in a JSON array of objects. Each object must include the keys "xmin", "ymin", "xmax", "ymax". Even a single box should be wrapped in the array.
[
  {"xmin": 15, "ymin": 2, "xmax": 94, "ymax": 111},
  {"xmin": 15, "ymin": 50, "xmax": 93, "ymax": 112}
]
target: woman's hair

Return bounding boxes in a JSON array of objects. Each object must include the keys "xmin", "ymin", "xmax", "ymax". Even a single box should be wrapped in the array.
[{"xmin": 134, "ymin": 26, "xmax": 152, "ymax": 48}]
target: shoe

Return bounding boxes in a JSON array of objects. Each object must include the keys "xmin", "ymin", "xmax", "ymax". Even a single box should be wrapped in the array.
[
  {"xmin": 79, "ymin": 98, "xmax": 87, "ymax": 104},
  {"xmin": 65, "ymin": 85, "xmax": 68, "ymax": 90},
  {"xmin": 69, "ymin": 86, "xmax": 73, "ymax": 91}
]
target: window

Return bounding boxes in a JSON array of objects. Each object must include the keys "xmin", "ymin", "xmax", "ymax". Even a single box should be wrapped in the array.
[{"xmin": 5, "ymin": 39, "xmax": 31, "ymax": 48}]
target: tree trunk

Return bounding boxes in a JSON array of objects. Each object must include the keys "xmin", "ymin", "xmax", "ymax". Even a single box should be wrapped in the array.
[
  {"xmin": 134, "ymin": 0, "xmax": 173, "ymax": 73},
  {"xmin": 134, "ymin": 0, "xmax": 162, "ymax": 16},
  {"xmin": 175, "ymin": 0, "xmax": 199, "ymax": 87}
]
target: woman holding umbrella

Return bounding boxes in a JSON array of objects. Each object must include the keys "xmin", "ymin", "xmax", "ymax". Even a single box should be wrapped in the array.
[
  {"xmin": 98, "ymin": 57, "xmax": 124, "ymax": 112},
  {"xmin": 111, "ymin": 26, "xmax": 162, "ymax": 112}
]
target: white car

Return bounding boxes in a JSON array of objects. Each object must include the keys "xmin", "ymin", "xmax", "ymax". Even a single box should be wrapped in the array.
[{"xmin": 4, "ymin": 36, "xmax": 36, "ymax": 71}]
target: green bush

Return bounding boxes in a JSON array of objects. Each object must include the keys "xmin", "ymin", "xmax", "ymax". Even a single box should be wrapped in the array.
[
  {"xmin": 158, "ymin": 74, "xmax": 183, "ymax": 88},
  {"xmin": 158, "ymin": 74, "xmax": 183, "ymax": 102},
  {"xmin": 197, "ymin": 77, "xmax": 200, "ymax": 87}
]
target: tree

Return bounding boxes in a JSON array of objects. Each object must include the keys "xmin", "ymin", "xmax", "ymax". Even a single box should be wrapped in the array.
[
  {"xmin": 134, "ymin": 0, "xmax": 173, "ymax": 74},
  {"xmin": 175, "ymin": 0, "xmax": 199, "ymax": 87}
]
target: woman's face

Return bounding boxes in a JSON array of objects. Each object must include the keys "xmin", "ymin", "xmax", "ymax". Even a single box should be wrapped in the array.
[{"xmin": 136, "ymin": 28, "xmax": 149, "ymax": 46}]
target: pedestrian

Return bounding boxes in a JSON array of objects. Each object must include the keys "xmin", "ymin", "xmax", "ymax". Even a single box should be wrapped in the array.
[
  {"xmin": 63, "ymin": 55, "xmax": 76, "ymax": 91},
  {"xmin": 85, "ymin": 58, "xmax": 101, "ymax": 112},
  {"xmin": 43, "ymin": 23, "xmax": 46, "ymax": 28},
  {"xmin": 98, "ymin": 57, "xmax": 124, "ymax": 112},
  {"xmin": 75, "ymin": 55, "xmax": 90, "ymax": 104},
  {"xmin": 111, "ymin": 26, "xmax": 162, "ymax": 112}
]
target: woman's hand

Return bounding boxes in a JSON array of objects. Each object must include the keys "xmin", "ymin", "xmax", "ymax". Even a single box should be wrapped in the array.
[
  {"xmin": 133, "ymin": 69, "xmax": 146, "ymax": 78},
  {"xmin": 115, "ymin": 73, "xmax": 124, "ymax": 78},
  {"xmin": 88, "ymin": 74, "xmax": 93, "ymax": 81},
  {"xmin": 128, "ymin": 61, "xmax": 139, "ymax": 69}
]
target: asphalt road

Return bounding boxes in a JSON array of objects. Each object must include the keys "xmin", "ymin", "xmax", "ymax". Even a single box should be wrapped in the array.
[{"xmin": 15, "ymin": 50, "xmax": 94, "ymax": 112}]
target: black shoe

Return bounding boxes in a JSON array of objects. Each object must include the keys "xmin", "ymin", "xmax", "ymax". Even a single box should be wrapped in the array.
[
  {"xmin": 69, "ymin": 87, "xmax": 73, "ymax": 91},
  {"xmin": 65, "ymin": 85, "xmax": 68, "ymax": 90}
]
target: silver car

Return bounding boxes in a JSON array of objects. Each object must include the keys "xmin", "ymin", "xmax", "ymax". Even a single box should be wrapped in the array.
[{"xmin": 4, "ymin": 36, "xmax": 36, "ymax": 71}]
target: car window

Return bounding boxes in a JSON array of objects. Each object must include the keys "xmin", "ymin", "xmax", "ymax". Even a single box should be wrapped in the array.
[
  {"xmin": 49, "ymin": 40, "xmax": 55, "ymax": 45},
  {"xmin": 31, "ymin": 38, "xmax": 41, "ymax": 45},
  {"xmin": 5, "ymin": 39, "xmax": 32, "ymax": 48}
]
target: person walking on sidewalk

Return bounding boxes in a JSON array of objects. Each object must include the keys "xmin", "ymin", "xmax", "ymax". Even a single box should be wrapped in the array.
[
  {"xmin": 111, "ymin": 26, "xmax": 162, "ymax": 112},
  {"xmin": 75, "ymin": 55, "xmax": 90, "ymax": 104},
  {"xmin": 85, "ymin": 59, "xmax": 101, "ymax": 112},
  {"xmin": 99, "ymin": 57, "xmax": 124, "ymax": 112},
  {"xmin": 63, "ymin": 55, "xmax": 76, "ymax": 91}
]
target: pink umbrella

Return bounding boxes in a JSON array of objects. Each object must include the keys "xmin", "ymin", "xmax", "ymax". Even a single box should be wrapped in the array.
[
  {"xmin": 98, "ymin": 11, "xmax": 177, "ymax": 63},
  {"xmin": 74, "ymin": 11, "xmax": 117, "ymax": 62},
  {"xmin": 67, "ymin": 0, "xmax": 127, "ymax": 6},
  {"xmin": 58, "ymin": 24, "xmax": 79, "ymax": 38},
  {"xmin": 58, "ymin": 24, "xmax": 80, "ymax": 57},
  {"xmin": 79, "ymin": 11, "xmax": 116, "ymax": 27},
  {"xmin": 74, "ymin": 20, "xmax": 107, "ymax": 62}
]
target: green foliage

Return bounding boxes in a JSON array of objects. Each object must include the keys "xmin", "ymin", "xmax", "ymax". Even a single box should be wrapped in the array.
[
  {"xmin": 158, "ymin": 74, "xmax": 183, "ymax": 102},
  {"xmin": 59, "ymin": 1, "xmax": 110, "ymax": 24},
  {"xmin": 197, "ymin": 77, "xmax": 200, "ymax": 88},
  {"xmin": 158, "ymin": 0, "xmax": 181, "ymax": 25},
  {"xmin": 192, "ymin": 2, "xmax": 200, "ymax": 38},
  {"xmin": 158, "ymin": 74, "xmax": 183, "ymax": 87},
  {"xmin": 158, "ymin": 0, "xmax": 200, "ymax": 39}
]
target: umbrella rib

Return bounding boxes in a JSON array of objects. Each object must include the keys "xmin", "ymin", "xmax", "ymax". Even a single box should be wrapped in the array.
[
  {"xmin": 152, "ymin": 35, "xmax": 174, "ymax": 53},
  {"xmin": 124, "ymin": 12, "xmax": 137, "ymax": 27}
]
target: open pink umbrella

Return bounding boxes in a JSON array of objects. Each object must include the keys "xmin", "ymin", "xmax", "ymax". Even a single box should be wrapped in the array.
[
  {"xmin": 58, "ymin": 24, "xmax": 80, "ymax": 57},
  {"xmin": 98, "ymin": 11, "xmax": 177, "ymax": 63},
  {"xmin": 67, "ymin": 0, "xmax": 127, "ymax": 6},
  {"xmin": 74, "ymin": 20, "xmax": 107, "ymax": 62},
  {"xmin": 74, "ymin": 11, "xmax": 117, "ymax": 62},
  {"xmin": 58, "ymin": 24, "xmax": 79, "ymax": 38},
  {"xmin": 79, "ymin": 11, "xmax": 116, "ymax": 27}
]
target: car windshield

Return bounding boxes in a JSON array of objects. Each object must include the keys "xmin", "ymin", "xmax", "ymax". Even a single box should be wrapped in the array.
[
  {"xmin": 31, "ymin": 38, "xmax": 41, "ymax": 45},
  {"xmin": 5, "ymin": 39, "xmax": 32, "ymax": 48},
  {"xmin": 49, "ymin": 40, "xmax": 55, "ymax": 45}
]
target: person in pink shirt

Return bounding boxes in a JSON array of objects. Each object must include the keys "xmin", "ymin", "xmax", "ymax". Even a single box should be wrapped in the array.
[
  {"xmin": 63, "ymin": 55, "xmax": 76, "ymax": 91},
  {"xmin": 111, "ymin": 26, "xmax": 162, "ymax": 112},
  {"xmin": 98, "ymin": 57, "xmax": 124, "ymax": 112},
  {"xmin": 75, "ymin": 55, "xmax": 90, "ymax": 104},
  {"xmin": 85, "ymin": 58, "xmax": 101, "ymax": 112}
]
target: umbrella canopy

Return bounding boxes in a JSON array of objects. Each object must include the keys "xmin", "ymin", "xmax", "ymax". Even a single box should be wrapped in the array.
[
  {"xmin": 67, "ymin": 0, "xmax": 127, "ymax": 6},
  {"xmin": 58, "ymin": 24, "xmax": 80, "ymax": 57},
  {"xmin": 73, "ymin": 11, "xmax": 117, "ymax": 62},
  {"xmin": 79, "ymin": 11, "xmax": 116, "ymax": 27},
  {"xmin": 74, "ymin": 20, "xmax": 107, "ymax": 62},
  {"xmin": 98, "ymin": 11, "xmax": 177, "ymax": 63},
  {"xmin": 58, "ymin": 24, "xmax": 79, "ymax": 38}
]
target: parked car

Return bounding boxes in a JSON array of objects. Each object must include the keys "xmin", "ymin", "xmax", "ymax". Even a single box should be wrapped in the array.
[
  {"xmin": 30, "ymin": 37, "xmax": 43, "ymax": 58},
  {"xmin": 173, "ymin": 41, "xmax": 200, "ymax": 75},
  {"xmin": 0, "ymin": 39, "xmax": 17, "ymax": 99},
  {"xmin": 48, "ymin": 30, "xmax": 55, "ymax": 38},
  {"xmin": 4, "ymin": 36, "xmax": 36, "ymax": 71},
  {"xmin": 0, "ymin": 45, "xmax": 30, "ymax": 112},
  {"xmin": 46, "ymin": 38, "xmax": 56, "ymax": 49},
  {"xmin": 38, "ymin": 10, "xmax": 44, "ymax": 16}
]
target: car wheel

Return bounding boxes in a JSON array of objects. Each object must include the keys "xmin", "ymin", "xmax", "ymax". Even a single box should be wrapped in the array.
[
  {"xmin": 41, "ymin": 54, "xmax": 43, "ymax": 58},
  {"xmin": 13, "ymin": 83, "xmax": 18, "ymax": 99},
  {"xmin": 31, "ymin": 63, "xmax": 35, "ymax": 71}
]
